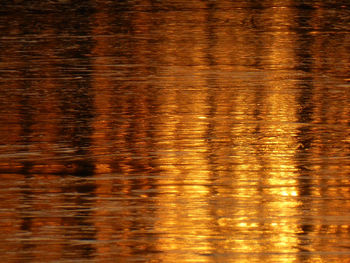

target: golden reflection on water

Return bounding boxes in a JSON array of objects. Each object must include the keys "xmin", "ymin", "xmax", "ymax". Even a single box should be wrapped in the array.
[
  {"xmin": 0, "ymin": 0, "xmax": 350, "ymax": 262},
  {"xmin": 150, "ymin": 4, "xmax": 302, "ymax": 260}
]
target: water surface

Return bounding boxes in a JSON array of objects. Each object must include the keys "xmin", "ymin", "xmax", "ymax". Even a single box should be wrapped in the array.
[{"xmin": 0, "ymin": 1, "xmax": 350, "ymax": 262}]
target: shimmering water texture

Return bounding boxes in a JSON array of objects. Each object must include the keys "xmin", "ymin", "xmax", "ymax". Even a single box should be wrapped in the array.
[{"xmin": 0, "ymin": 1, "xmax": 350, "ymax": 262}]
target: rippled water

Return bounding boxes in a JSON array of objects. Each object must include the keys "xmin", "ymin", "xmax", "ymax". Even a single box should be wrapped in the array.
[{"xmin": 0, "ymin": 1, "xmax": 350, "ymax": 262}]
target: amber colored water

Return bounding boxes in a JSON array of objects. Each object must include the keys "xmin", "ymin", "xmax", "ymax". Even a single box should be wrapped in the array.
[{"xmin": 0, "ymin": 1, "xmax": 350, "ymax": 262}]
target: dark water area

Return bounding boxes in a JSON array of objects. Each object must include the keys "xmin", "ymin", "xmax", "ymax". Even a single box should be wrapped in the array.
[{"xmin": 0, "ymin": 0, "xmax": 350, "ymax": 262}]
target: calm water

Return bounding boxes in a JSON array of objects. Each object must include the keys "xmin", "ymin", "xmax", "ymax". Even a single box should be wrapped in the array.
[{"xmin": 0, "ymin": 1, "xmax": 350, "ymax": 262}]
